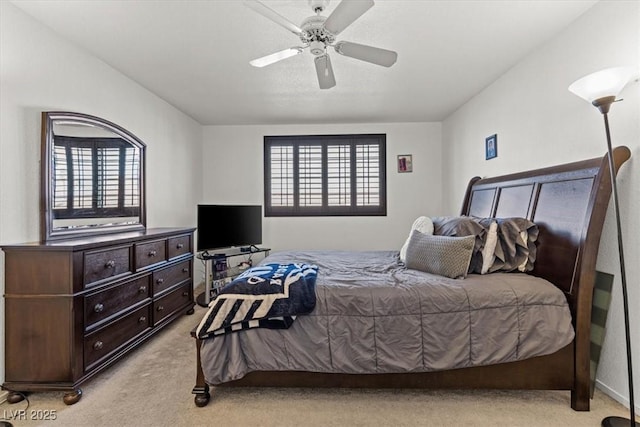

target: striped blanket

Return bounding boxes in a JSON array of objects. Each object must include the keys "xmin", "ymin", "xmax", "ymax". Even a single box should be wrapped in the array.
[{"xmin": 196, "ymin": 263, "xmax": 318, "ymax": 339}]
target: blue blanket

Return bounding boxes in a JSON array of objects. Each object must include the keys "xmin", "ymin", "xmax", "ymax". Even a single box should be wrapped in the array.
[{"xmin": 196, "ymin": 263, "xmax": 318, "ymax": 339}]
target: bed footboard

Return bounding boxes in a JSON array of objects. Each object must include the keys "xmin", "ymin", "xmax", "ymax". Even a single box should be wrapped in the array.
[{"xmin": 190, "ymin": 341, "xmax": 587, "ymax": 410}]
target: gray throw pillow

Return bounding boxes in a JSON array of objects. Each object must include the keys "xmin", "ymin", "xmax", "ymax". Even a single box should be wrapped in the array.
[
  {"xmin": 489, "ymin": 217, "xmax": 539, "ymax": 273},
  {"xmin": 431, "ymin": 216, "xmax": 487, "ymax": 274},
  {"xmin": 405, "ymin": 231, "xmax": 476, "ymax": 279}
]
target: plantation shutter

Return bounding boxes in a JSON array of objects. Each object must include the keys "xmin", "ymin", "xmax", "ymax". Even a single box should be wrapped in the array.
[
  {"xmin": 52, "ymin": 136, "xmax": 140, "ymax": 218},
  {"xmin": 264, "ymin": 134, "xmax": 386, "ymax": 217}
]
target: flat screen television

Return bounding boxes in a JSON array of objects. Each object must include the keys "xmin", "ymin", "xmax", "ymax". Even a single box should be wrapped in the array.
[{"xmin": 197, "ymin": 204, "xmax": 262, "ymax": 253}]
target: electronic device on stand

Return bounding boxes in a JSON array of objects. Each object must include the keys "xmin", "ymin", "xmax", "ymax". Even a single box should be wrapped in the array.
[{"xmin": 195, "ymin": 205, "xmax": 269, "ymax": 307}]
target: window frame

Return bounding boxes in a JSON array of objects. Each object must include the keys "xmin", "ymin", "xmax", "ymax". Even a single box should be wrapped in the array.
[{"xmin": 264, "ymin": 134, "xmax": 387, "ymax": 217}]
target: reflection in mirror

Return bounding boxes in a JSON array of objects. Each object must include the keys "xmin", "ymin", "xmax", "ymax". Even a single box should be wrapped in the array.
[{"xmin": 42, "ymin": 112, "xmax": 146, "ymax": 241}]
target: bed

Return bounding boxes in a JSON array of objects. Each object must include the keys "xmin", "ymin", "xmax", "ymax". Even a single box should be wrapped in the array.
[{"xmin": 191, "ymin": 146, "xmax": 630, "ymax": 411}]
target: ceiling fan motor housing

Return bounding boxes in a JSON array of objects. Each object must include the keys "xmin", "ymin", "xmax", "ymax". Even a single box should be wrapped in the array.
[{"xmin": 300, "ymin": 15, "xmax": 335, "ymax": 54}]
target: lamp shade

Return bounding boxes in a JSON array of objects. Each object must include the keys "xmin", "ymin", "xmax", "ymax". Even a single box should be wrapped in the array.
[{"xmin": 568, "ymin": 66, "xmax": 637, "ymax": 103}]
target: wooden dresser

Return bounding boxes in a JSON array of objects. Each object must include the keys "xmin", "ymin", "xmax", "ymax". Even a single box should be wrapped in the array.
[{"xmin": 2, "ymin": 227, "xmax": 195, "ymax": 404}]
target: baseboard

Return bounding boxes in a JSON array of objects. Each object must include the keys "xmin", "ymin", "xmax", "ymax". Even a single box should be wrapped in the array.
[{"xmin": 595, "ymin": 379, "xmax": 640, "ymax": 414}]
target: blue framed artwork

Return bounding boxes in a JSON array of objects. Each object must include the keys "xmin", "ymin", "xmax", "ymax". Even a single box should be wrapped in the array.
[{"xmin": 485, "ymin": 134, "xmax": 497, "ymax": 160}]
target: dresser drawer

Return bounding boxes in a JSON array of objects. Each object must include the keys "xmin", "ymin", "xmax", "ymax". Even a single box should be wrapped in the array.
[
  {"xmin": 168, "ymin": 235, "xmax": 191, "ymax": 259},
  {"xmin": 84, "ymin": 246, "xmax": 132, "ymax": 286},
  {"xmin": 84, "ymin": 304, "xmax": 151, "ymax": 370},
  {"xmin": 135, "ymin": 239, "xmax": 167, "ymax": 270},
  {"xmin": 153, "ymin": 283, "xmax": 192, "ymax": 326},
  {"xmin": 152, "ymin": 260, "xmax": 191, "ymax": 296},
  {"xmin": 84, "ymin": 275, "xmax": 151, "ymax": 330}
]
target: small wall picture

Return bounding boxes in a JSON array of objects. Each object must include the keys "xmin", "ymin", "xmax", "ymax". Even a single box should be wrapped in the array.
[
  {"xmin": 397, "ymin": 154, "xmax": 413, "ymax": 173},
  {"xmin": 485, "ymin": 134, "xmax": 498, "ymax": 160}
]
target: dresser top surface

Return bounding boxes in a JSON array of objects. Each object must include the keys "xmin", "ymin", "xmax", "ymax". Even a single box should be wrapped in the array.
[{"xmin": 1, "ymin": 227, "xmax": 195, "ymax": 252}]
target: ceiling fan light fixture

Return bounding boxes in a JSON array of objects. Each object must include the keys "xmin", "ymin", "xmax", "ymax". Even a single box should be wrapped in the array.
[{"xmin": 309, "ymin": 41, "xmax": 326, "ymax": 56}]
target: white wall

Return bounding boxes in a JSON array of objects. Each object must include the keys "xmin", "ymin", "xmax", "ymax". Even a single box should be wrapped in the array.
[
  {"xmin": 3, "ymin": 0, "xmax": 638, "ymax": 412},
  {"xmin": 202, "ymin": 122, "xmax": 442, "ymax": 252},
  {"xmin": 0, "ymin": 2, "xmax": 203, "ymax": 383},
  {"xmin": 442, "ymin": 0, "xmax": 639, "ymax": 410}
]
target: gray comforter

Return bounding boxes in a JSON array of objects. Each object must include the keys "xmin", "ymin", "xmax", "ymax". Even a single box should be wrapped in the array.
[{"xmin": 200, "ymin": 250, "xmax": 575, "ymax": 385}]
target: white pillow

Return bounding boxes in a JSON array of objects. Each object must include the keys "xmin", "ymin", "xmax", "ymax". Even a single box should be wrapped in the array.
[
  {"xmin": 400, "ymin": 216, "xmax": 434, "ymax": 263},
  {"xmin": 480, "ymin": 221, "xmax": 498, "ymax": 274}
]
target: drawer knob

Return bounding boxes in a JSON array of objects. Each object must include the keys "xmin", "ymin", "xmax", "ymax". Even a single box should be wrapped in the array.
[
  {"xmin": 138, "ymin": 285, "xmax": 147, "ymax": 294},
  {"xmin": 105, "ymin": 260, "xmax": 116, "ymax": 268},
  {"xmin": 177, "ymin": 243, "xmax": 184, "ymax": 249},
  {"xmin": 93, "ymin": 341, "xmax": 104, "ymax": 351},
  {"xmin": 138, "ymin": 316, "xmax": 147, "ymax": 323},
  {"xmin": 93, "ymin": 303, "xmax": 105, "ymax": 313},
  {"xmin": 148, "ymin": 250, "xmax": 157, "ymax": 257},
  {"xmin": 157, "ymin": 305, "xmax": 164, "ymax": 312},
  {"xmin": 182, "ymin": 268, "xmax": 189, "ymax": 273},
  {"xmin": 182, "ymin": 291, "xmax": 189, "ymax": 297},
  {"xmin": 156, "ymin": 278, "xmax": 164, "ymax": 285}
]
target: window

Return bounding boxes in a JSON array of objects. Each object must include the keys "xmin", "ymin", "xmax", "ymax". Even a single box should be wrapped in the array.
[
  {"xmin": 264, "ymin": 134, "xmax": 386, "ymax": 216},
  {"xmin": 52, "ymin": 136, "xmax": 140, "ymax": 219}
]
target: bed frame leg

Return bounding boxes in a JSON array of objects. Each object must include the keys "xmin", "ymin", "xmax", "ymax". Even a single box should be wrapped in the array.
[
  {"xmin": 571, "ymin": 387, "xmax": 590, "ymax": 411},
  {"xmin": 193, "ymin": 384, "xmax": 210, "ymax": 407},
  {"xmin": 191, "ymin": 335, "xmax": 211, "ymax": 407}
]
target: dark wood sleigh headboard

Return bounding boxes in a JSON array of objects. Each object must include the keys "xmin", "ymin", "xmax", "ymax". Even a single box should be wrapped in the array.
[
  {"xmin": 460, "ymin": 145, "xmax": 631, "ymax": 407},
  {"xmin": 461, "ymin": 146, "xmax": 630, "ymax": 313}
]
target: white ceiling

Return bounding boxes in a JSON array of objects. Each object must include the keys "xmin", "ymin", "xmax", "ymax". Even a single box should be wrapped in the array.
[{"xmin": 11, "ymin": 0, "xmax": 598, "ymax": 126}]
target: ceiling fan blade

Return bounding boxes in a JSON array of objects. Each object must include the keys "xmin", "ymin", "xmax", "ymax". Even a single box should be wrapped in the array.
[
  {"xmin": 323, "ymin": 0, "xmax": 374, "ymax": 36},
  {"xmin": 250, "ymin": 47, "xmax": 304, "ymax": 68},
  {"xmin": 243, "ymin": 0, "xmax": 302, "ymax": 36},
  {"xmin": 314, "ymin": 54, "xmax": 336, "ymax": 89},
  {"xmin": 333, "ymin": 41, "xmax": 397, "ymax": 67}
]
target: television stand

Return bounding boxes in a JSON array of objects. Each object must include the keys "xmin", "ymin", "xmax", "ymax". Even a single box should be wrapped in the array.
[{"xmin": 196, "ymin": 247, "xmax": 270, "ymax": 307}]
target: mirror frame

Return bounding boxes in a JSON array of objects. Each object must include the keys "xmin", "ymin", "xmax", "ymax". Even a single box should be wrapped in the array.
[{"xmin": 41, "ymin": 111, "xmax": 146, "ymax": 241}]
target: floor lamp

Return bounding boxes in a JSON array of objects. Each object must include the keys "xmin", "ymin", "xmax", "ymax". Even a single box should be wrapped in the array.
[{"xmin": 569, "ymin": 66, "xmax": 638, "ymax": 427}]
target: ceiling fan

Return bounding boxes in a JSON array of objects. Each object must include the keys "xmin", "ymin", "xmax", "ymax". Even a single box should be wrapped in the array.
[{"xmin": 244, "ymin": 0, "xmax": 398, "ymax": 89}]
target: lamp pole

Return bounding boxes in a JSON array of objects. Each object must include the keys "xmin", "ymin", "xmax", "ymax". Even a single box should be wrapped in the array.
[
  {"xmin": 569, "ymin": 66, "xmax": 638, "ymax": 427},
  {"xmin": 594, "ymin": 96, "xmax": 637, "ymax": 427}
]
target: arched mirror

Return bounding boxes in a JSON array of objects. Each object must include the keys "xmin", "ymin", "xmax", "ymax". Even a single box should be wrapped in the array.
[{"xmin": 41, "ymin": 111, "xmax": 146, "ymax": 241}]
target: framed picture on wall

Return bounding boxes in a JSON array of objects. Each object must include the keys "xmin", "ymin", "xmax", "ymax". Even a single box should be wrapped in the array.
[
  {"xmin": 397, "ymin": 154, "xmax": 413, "ymax": 173},
  {"xmin": 485, "ymin": 134, "xmax": 498, "ymax": 160}
]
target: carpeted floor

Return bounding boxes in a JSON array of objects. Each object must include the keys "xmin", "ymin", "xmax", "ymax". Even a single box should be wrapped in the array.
[{"xmin": 1, "ymin": 304, "xmax": 633, "ymax": 427}]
